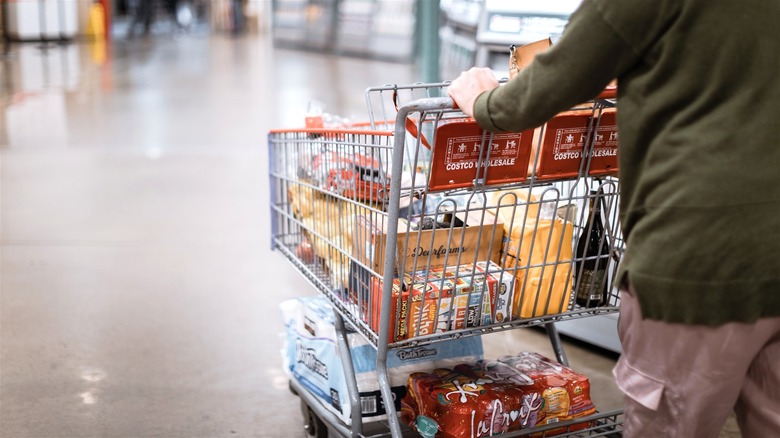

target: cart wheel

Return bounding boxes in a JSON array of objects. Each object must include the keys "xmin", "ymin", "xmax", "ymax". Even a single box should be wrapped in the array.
[{"xmin": 302, "ymin": 405, "xmax": 328, "ymax": 438}]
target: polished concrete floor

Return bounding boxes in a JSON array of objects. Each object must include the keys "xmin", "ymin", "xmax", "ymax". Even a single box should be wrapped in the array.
[{"xmin": 0, "ymin": 33, "xmax": 740, "ymax": 437}]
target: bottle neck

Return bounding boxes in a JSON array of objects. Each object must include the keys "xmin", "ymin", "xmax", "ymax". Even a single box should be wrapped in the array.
[{"xmin": 589, "ymin": 194, "xmax": 601, "ymax": 218}]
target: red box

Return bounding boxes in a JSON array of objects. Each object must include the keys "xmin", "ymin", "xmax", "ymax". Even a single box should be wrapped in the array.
[
  {"xmin": 369, "ymin": 274, "xmax": 454, "ymax": 343},
  {"xmin": 536, "ymin": 109, "xmax": 619, "ymax": 180},
  {"xmin": 428, "ymin": 119, "xmax": 534, "ymax": 192}
]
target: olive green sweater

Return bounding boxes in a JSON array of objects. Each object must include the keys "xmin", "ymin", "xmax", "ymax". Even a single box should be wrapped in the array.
[{"xmin": 473, "ymin": 0, "xmax": 780, "ymax": 325}]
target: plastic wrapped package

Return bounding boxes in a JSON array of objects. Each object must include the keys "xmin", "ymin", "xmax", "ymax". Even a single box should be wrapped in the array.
[
  {"xmin": 400, "ymin": 352, "xmax": 596, "ymax": 438},
  {"xmin": 281, "ymin": 296, "xmax": 484, "ymax": 425}
]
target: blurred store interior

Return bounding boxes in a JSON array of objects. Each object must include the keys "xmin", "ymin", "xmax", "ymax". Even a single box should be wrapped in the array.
[{"xmin": 0, "ymin": 1, "xmax": 740, "ymax": 437}]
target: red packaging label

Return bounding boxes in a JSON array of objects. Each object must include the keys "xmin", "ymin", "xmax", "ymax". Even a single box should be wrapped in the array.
[
  {"xmin": 428, "ymin": 119, "xmax": 533, "ymax": 191},
  {"xmin": 589, "ymin": 109, "xmax": 619, "ymax": 176},
  {"xmin": 536, "ymin": 109, "xmax": 619, "ymax": 180}
]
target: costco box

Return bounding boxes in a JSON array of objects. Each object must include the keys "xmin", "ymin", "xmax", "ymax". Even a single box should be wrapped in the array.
[
  {"xmin": 536, "ymin": 108, "xmax": 619, "ymax": 180},
  {"xmin": 427, "ymin": 118, "xmax": 535, "ymax": 192}
]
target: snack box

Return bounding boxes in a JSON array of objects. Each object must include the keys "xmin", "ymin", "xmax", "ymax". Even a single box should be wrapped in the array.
[
  {"xmin": 368, "ymin": 261, "xmax": 514, "ymax": 343},
  {"xmin": 350, "ymin": 210, "xmax": 504, "ymax": 321},
  {"xmin": 280, "ymin": 296, "xmax": 483, "ymax": 425}
]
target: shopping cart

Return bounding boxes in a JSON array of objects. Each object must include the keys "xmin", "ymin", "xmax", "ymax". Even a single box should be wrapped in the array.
[{"xmin": 269, "ymin": 81, "xmax": 624, "ymax": 437}]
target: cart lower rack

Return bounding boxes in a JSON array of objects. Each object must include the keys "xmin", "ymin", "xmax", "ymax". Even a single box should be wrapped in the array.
[{"xmin": 270, "ymin": 81, "xmax": 624, "ymax": 437}]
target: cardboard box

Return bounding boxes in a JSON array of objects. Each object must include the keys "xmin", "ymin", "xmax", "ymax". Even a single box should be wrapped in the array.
[
  {"xmin": 535, "ymin": 108, "xmax": 619, "ymax": 180},
  {"xmin": 427, "ymin": 118, "xmax": 535, "ymax": 191},
  {"xmin": 350, "ymin": 210, "xmax": 503, "ymax": 329},
  {"xmin": 354, "ymin": 210, "xmax": 504, "ymax": 277},
  {"xmin": 507, "ymin": 39, "xmax": 619, "ymax": 180}
]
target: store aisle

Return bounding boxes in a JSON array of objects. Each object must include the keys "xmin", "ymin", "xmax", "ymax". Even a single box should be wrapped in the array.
[
  {"xmin": 0, "ymin": 34, "xmax": 737, "ymax": 438},
  {"xmin": 0, "ymin": 33, "xmax": 417, "ymax": 438}
]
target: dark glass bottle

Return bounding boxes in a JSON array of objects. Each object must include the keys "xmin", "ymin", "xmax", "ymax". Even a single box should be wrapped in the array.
[{"xmin": 575, "ymin": 191, "xmax": 608, "ymax": 307}]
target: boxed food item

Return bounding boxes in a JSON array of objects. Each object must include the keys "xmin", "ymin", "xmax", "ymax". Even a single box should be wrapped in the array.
[
  {"xmin": 535, "ymin": 109, "xmax": 618, "ymax": 180},
  {"xmin": 427, "ymin": 118, "xmax": 535, "ymax": 192},
  {"xmin": 353, "ymin": 209, "xmax": 504, "ymax": 277},
  {"xmin": 367, "ymin": 261, "xmax": 514, "ymax": 342},
  {"xmin": 401, "ymin": 352, "xmax": 596, "ymax": 438},
  {"xmin": 281, "ymin": 296, "xmax": 483, "ymax": 425}
]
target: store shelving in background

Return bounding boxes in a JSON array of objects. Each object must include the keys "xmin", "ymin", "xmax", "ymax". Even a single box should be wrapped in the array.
[
  {"xmin": 271, "ymin": 0, "xmax": 415, "ymax": 62},
  {"xmin": 439, "ymin": 0, "xmax": 482, "ymax": 81}
]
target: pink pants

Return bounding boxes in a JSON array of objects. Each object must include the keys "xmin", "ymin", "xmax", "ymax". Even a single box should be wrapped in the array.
[{"xmin": 613, "ymin": 285, "xmax": 780, "ymax": 437}]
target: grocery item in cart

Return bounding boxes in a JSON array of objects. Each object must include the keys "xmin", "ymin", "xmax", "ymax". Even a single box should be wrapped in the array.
[
  {"xmin": 492, "ymin": 189, "xmax": 575, "ymax": 318},
  {"xmin": 507, "ymin": 39, "xmax": 619, "ymax": 180},
  {"xmin": 288, "ymin": 184, "xmax": 370, "ymax": 291},
  {"xmin": 400, "ymin": 352, "xmax": 596, "ymax": 438},
  {"xmin": 426, "ymin": 117, "xmax": 535, "ymax": 192},
  {"xmin": 498, "ymin": 352, "xmax": 596, "ymax": 421},
  {"xmin": 535, "ymin": 108, "xmax": 618, "ymax": 180},
  {"xmin": 309, "ymin": 149, "xmax": 388, "ymax": 203},
  {"xmin": 368, "ymin": 261, "xmax": 514, "ymax": 342},
  {"xmin": 574, "ymin": 191, "xmax": 610, "ymax": 308},
  {"xmin": 353, "ymin": 209, "xmax": 504, "ymax": 277},
  {"xmin": 280, "ymin": 296, "xmax": 483, "ymax": 425}
]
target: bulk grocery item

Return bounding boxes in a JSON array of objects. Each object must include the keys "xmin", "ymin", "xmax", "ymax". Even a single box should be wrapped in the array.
[
  {"xmin": 281, "ymin": 296, "xmax": 483, "ymax": 425},
  {"xmin": 401, "ymin": 352, "xmax": 596, "ymax": 438}
]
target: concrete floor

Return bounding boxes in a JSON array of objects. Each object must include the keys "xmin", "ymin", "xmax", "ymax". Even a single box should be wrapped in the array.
[{"xmin": 0, "ymin": 33, "xmax": 740, "ymax": 437}]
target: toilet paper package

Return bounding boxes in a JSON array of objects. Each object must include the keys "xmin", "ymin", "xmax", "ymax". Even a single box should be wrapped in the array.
[{"xmin": 281, "ymin": 296, "xmax": 483, "ymax": 425}]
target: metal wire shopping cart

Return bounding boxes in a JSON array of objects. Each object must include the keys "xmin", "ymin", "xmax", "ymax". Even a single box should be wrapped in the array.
[{"xmin": 269, "ymin": 81, "xmax": 625, "ymax": 437}]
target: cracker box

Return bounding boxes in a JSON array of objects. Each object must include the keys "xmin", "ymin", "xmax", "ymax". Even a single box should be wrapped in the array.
[
  {"xmin": 475, "ymin": 261, "xmax": 514, "ymax": 325},
  {"xmin": 369, "ymin": 261, "xmax": 515, "ymax": 342},
  {"xmin": 367, "ymin": 273, "xmax": 455, "ymax": 343},
  {"xmin": 281, "ymin": 296, "xmax": 483, "ymax": 425}
]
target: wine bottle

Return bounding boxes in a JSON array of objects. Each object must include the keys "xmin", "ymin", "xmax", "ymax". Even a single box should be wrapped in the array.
[{"xmin": 575, "ymin": 191, "xmax": 609, "ymax": 307}]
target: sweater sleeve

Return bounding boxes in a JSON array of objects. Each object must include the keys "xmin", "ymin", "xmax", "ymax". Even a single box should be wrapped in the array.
[{"xmin": 472, "ymin": 0, "xmax": 644, "ymax": 133}]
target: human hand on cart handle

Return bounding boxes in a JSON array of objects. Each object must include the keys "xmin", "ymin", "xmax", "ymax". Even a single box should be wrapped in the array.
[{"xmin": 448, "ymin": 67, "xmax": 500, "ymax": 118}]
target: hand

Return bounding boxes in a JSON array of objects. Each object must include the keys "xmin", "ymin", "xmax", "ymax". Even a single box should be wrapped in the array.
[{"xmin": 447, "ymin": 67, "xmax": 500, "ymax": 118}]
